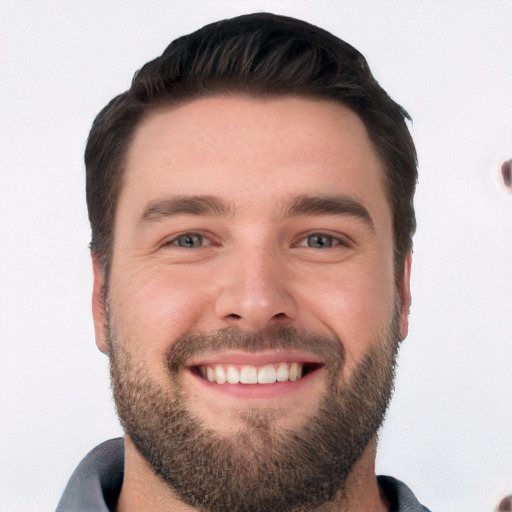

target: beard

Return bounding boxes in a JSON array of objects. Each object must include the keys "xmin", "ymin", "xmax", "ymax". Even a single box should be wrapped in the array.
[{"xmin": 107, "ymin": 311, "xmax": 400, "ymax": 512}]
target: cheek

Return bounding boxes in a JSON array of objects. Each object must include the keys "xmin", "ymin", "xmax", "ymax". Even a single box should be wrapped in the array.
[
  {"xmin": 298, "ymin": 262, "xmax": 395, "ymax": 368},
  {"xmin": 109, "ymin": 264, "xmax": 213, "ymax": 357}
]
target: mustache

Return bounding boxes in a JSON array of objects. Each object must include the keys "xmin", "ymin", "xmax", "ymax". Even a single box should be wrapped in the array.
[{"xmin": 166, "ymin": 325, "xmax": 345, "ymax": 372}]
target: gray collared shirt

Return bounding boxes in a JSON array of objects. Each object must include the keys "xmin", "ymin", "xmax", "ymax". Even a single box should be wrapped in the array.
[{"xmin": 56, "ymin": 438, "xmax": 432, "ymax": 512}]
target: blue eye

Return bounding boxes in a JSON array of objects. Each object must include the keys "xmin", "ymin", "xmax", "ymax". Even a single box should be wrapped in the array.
[
  {"xmin": 175, "ymin": 233, "xmax": 203, "ymax": 248},
  {"xmin": 307, "ymin": 234, "xmax": 334, "ymax": 249}
]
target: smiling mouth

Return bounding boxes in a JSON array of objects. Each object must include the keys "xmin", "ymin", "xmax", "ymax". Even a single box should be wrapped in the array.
[{"xmin": 190, "ymin": 362, "xmax": 323, "ymax": 385}]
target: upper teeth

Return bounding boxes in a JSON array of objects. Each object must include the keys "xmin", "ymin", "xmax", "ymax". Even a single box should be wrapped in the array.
[{"xmin": 203, "ymin": 363, "xmax": 303, "ymax": 385}]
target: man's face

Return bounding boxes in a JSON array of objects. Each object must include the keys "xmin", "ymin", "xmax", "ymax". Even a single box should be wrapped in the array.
[{"xmin": 92, "ymin": 95, "xmax": 411, "ymax": 510}]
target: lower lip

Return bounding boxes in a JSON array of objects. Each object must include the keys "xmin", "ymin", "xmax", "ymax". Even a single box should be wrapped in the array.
[{"xmin": 187, "ymin": 369, "xmax": 323, "ymax": 400}]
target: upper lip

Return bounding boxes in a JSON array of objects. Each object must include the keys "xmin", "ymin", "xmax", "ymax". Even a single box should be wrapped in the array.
[{"xmin": 185, "ymin": 350, "xmax": 325, "ymax": 368}]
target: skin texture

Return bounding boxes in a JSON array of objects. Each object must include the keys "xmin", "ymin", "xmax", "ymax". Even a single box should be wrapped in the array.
[{"xmin": 92, "ymin": 95, "xmax": 412, "ymax": 511}]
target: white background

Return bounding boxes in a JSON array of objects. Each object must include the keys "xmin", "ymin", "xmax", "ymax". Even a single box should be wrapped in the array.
[{"xmin": 1, "ymin": 1, "xmax": 511, "ymax": 511}]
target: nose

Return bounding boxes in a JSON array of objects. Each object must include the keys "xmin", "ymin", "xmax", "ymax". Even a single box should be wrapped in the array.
[{"xmin": 214, "ymin": 246, "xmax": 298, "ymax": 330}]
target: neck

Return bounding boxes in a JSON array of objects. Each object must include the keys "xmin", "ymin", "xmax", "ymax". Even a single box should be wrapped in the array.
[
  {"xmin": 338, "ymin": 438, "xmax": 389, "ymax": 512},
  {"xmin": 116, "ymin": 435, "xmax": 388, "ymax": 512},
  {"xmin": 116, "ymin": 436, "xmax": 192, "ymax": 512}
]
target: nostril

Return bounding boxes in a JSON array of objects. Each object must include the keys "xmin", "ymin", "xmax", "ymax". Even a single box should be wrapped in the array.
[{"xmin": 227, "ymin": 313, "xmax": 242, "ymax": 320}]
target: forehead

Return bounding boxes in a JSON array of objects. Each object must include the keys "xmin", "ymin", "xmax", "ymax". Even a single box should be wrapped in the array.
[{"xmin": 119, "ymin": 95, "xmax": 389, "ymax": 221}]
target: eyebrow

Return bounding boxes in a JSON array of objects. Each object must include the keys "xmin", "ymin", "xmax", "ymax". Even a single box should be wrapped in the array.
[
  {"xmin": 138, "ymin": 193, "xmax": 374, "ymax": 230},
  {"xmin": 285, "ymin": 194, "xmax": 374, "ymax": 230},
  {"xmin": 139, "ymin": 195, "xmax": 232, "ymax": 223}
]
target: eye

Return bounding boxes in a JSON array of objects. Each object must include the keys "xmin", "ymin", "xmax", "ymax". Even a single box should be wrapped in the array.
[
  {"xmin": 171, "ymin": 232, "xmax": 204, "ymax": 249},
  {"xmin": 305, "ymin": 233, "xmax": 336, "ymax": 249}
]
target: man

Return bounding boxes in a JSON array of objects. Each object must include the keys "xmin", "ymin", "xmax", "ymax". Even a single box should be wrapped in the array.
[{"xmin": 57, "ymin": 12, "xmax": 430, "ymax": 512}]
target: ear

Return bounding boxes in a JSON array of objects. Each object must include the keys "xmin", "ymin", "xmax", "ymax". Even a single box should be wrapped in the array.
[
  {"xmin": 92, "ymin": 253, "xmax": 108, "ymax": 354},
  {"xmin": 397, "ymin": 252, "xmax": 413, "ymax": 341}
]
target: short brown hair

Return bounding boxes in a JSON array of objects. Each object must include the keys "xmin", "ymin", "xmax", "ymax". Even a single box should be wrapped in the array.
[{"xmin": 86, "ymin": 12, "xmax": 417, "ymax": 278}]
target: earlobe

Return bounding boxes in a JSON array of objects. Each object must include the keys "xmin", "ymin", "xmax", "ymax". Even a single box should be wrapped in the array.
[
  {"xmin": 398, "ymin": 253, "xmax": 413, "ymax": 341},
  {"xmin": 92, "ymin": 254, "xmax": 108, "ymax": 354}
]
